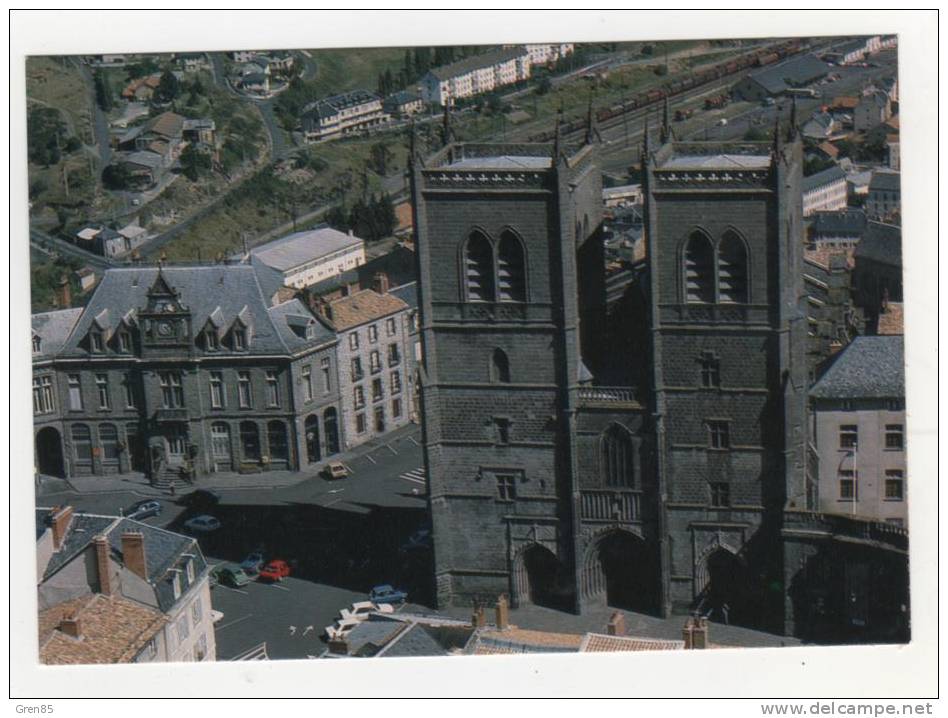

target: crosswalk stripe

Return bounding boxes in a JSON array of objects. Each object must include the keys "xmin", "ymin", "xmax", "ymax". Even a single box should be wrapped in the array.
[{"xmin": 399, "ymin": 468, "xmax": 427, "ymax": 484}]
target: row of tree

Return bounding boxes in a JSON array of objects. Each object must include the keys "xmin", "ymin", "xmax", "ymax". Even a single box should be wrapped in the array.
[
  {"xmin": 27, "ymin": 106, "xmax": 80, "ymax": 167},
  {"xmin": 324, "ymin": 193, "xmax": 397, "ymax": 242}
]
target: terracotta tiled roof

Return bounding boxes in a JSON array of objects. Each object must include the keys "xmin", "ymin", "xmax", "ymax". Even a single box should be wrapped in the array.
[
  {"xmin": 816, "ymin": 141, "xmax": 839, "ymax": 159},
  {"xmin": 804, "ymin": 247, "xmax": 854, "ymax": 270},
  {"xmin": 39, "ymin": 594, "xmax": 166, "ymax": 665},
  {"xmin": 832, "ymin": 96, "xmax": 860, "ymax": 110},
  {"xmin": 327, "ymin": 289, "xmax": 408, "ymax": 331},
  {"xmin": 579, "ymin": 633, "xmax": 685, "ymax": 652},
  {"xmin": 477, "ymin": 627, "xmax": 584, "ymax": 650},
  {"xmin": 147, "ymin": 111, "xmax": 185, "ymax": 140}
]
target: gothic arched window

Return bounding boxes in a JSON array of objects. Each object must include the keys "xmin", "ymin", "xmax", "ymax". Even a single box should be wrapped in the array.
[
  {"xmin": 497, "ymin": 231, "xmax": 526, "ymax": 302},
  {"xmin": 464, "ymin": 231, "xmax": 494, "ymax": 302},
  {"xmin": 684, "ymin": 232, "xmax": 715, "ymax": 304},
  {"xmin": 718, "ymin": 231, "xmax": 749, "ymax": 304},
  {"xmin": 602, "ymin": 424, "xmax": 635, "ymax": 488},
  {"xmin": 491, "ymin": 348, "xmax": 511, "ymax": 383}
]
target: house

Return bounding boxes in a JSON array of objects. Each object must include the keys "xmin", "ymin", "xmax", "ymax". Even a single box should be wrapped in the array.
[
  {"xmin": 36, "ymin": 505, "xmax": 217, "ymax": 663},
  {"xmin": 174, "ymin": 52, "xmax": 208, "ymax": 72},
  {"xmin": 829, "ymin": 96, "xmax": 860, "ymax": 113},
  {"xmin": 74, "ymin": 225, "xmax": 126, "ymax": 258},
  {"xmin": 301, "ymin": 90, "xmax": 388, "ymax": 142},
  {"xmin": 807, "ymin": 208, "xmax": 867, "ymax": 249},
  {"xmin": 259, "ymin": 51, "xmax": 295, "ymax": 75},
  {"xmin": 802, "ymin": 165, "xmax": 848, "ymax": 216},
  {"xmin": 117, "ymin": 220, "xmax": 149, "ymax": 254},
  {"xmin": 602, "ymin": 183, "xmax": 643, "ymax": 208},
  {"xmin": 421, "ymin": 46, "xmax": 531, "ymax": 106},
  {"xmin": 121, "ymin": 74, "xmax": 161, "ymax": 102},
  {"xmin": 834, "ymin": 37, "xmax": 870, "ymax": 65},
  {"xmin": 853, "ymin": 220, "xmax": 902, "ymax": 332},
  {"xmin": 118, "ymin": 151, "xmax": 164, "ymax": 188},
  {"xmin": 523, "ymin": 43, "xmax": 575, "ymax": 67},
  {"xmin": 383, "ymin": 90, "xmax": 424, "ymax": 118},
  {"xmin": 305, "ymin": 244, "xmax": 418, "ymax": 303},
  {"xmin": 809, "ymin": 141, "xmax": 840, "ymax": 163},
  {"xmin": 886, "ymin": 134, "xmax": 900, "ymax": 171},
  {"xmin": 803, "ymin": 250, "xmax": 861, "ymax": 379},
  {"xmin": 801, "ymin": 111, "xmax": 840, "ymax": 140},
  {"xmin": 75, "ymin": 267, "xmax": 97, "ymax": 293},
  {"xmin": 248, "ymin": 225, "xmax": 366, "ymax": 290},
  {"xmin": 229, "ymin": 50, "xmax": 258, "ymax": 63},
  {"xmin": 182, "ymin": 118, "xmax": 216, "ymax": 146},
  {"xmin": 809, "ymin": 336, "xmax": 907, "ymax": 526},
  {"xmin": 854, "ymin": 91, "xmax": 892, "ymax": 133},
  {"xmin": 865, "ymin": 170, "xmax": 900, "ymax": 220},
  {"xmin": 239, "ymin": 72, "xmax": 270, "ymax": 95},
  {"xmin": 732, "ymin": 54, "xmax": 829, "ymax": 101}
]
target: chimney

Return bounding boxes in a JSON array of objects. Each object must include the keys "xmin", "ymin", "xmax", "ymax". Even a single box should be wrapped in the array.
[
  {"xmin": 606, "ymin": 611, "xmax": 626, "ymax": 636},
  {"xmin": 495, "ymin": 594, "xmax": 509, "ymax": 631},
  {"xmin": 372, "ymin": 271, "xmax": 390, "ymax": 295},
  {"xmin": 682, "ymin": 616, "xmax": 695, "ymax": 649},
  {"xmin": 691, "ymin": 616, "xmax": 709, "ymax": 649},
  {"xmin": 56, "ymin": 275, "xmax": 72, "ymax": 308},
  {"xmin": 48, "ymin": 506, "xmax": 74, "ymax": 550},
  {"xmin": 328, "ymin": 637, "xmax": 349, "ymax": 655},
  {"xmin": 122, "ymin": 531, "xmax": 147, "ymax": 580},
  {"xmin": 471, "ymin": 602, "xmax": 486, "ymax": 629},
  {"xmin": 94, "ymin": 535, "xmax": 113, "ymax": 596},
  {"xmin": 59, "ymin": 612, "xmax": 82, "ymax": 639}
]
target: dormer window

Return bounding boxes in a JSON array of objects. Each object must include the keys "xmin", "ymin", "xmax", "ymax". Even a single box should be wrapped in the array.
[
  {"xmin": 32, "ymin": 335, "xmax": 41, "ymax": 354},
  {"xmin": 305, "ymin": 322, "xmax": 315, "ymax": 340},
  {"xmin": 232, "ymin": 326, "xmax": 246, "ymax": 351},
  {"xmin": 205, "ymin": 330, "xmax": 220, "ymax": 351},
  {"xmin": 90, "ymin": 331, "xmax": 104, "ymax": 353},
  {"xmin": 117, "ymin": 330, "xmax": 132, "ymax": 353}
]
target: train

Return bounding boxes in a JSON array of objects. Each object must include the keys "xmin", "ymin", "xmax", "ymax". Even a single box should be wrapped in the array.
[{"xmin": 529, "ymin": 38, "xmax": 804, "ymax": 142}]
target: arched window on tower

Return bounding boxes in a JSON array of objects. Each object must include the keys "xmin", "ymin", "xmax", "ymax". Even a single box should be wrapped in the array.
[
  {"xmin": 497, "ymin": 231, "xmax": 526, "ymax": 302},
  {"xmin": 684, "ymin": 232, "xmax": 715, "ymax": 304},
  {"xmin": 718, "ymin": 231, "xmax": 749, "ymax": 304},
  {"xmin": 464, "ymin": 231, "xmax": 494, "ymax": 302},
  {"xmin": 491, "ymin": 348, "xmax": 511, "ymax": 383},
  {"xmin": 602, "ymin": 424, "xmax": 635, "ymax": 488}
]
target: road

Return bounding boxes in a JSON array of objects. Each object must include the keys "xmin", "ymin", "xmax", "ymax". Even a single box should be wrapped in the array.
[
  {"xmin": 30, "ymin": 227, "xmax": 116, "ymax": 270},
  {"xmin": 72, "ymin": 58, "xmax": 111, "ymax": 167}
]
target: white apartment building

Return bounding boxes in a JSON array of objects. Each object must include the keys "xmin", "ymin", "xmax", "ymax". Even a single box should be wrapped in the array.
[
  {"xmin": 301, "ymin": 90, "xmax": 389, "ymax": 143},
  {"xmin": 250, "ymin": 226, "xmax": 366, "ymax": 290},
  {"xmin": 802, "ymin": 165, "xmax": 849, "ymax": 216},
  {"xmin": 524, "ymin": 43, "xmax": 575, "ymax": 66},
  {"xmin": 421, "ymin": 46, "xmax": 531, "ymax": 106}
]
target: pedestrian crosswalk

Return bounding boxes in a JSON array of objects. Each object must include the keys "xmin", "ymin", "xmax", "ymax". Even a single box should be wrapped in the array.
[{"xmin": 399, "ymin": 467, "xmax": 427, "ymax": 485}]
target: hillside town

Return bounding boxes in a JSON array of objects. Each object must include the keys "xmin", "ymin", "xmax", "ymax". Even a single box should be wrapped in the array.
[{"xmin": 28, "ymin": 33, "xmax": 910, "ymax": 666}]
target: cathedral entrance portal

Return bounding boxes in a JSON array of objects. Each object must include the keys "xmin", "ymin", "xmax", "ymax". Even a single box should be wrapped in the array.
[{"xmin": 582, "ymin": 529, "xmax": 660, "ymax": 615}]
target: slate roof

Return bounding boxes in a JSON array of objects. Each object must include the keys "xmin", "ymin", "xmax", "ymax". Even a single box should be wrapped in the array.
[
  {"xmin": 661, "ymin": 154, "xmax": 771, "ymax": 170},
  {"xmin": 579, "ymin": 633, "xmax": 685, "ymax": 652},
  {"xmin": 307, "ymin": 245, "xmax": 418, "ymax": 298},
  {"xmin": 427, "ymin": 46, "xmax": 528, "ymax": 81},
  {"xmin": 328, "ymin": 288, "xmax": 409, "ymax": 331},
  {"xmin": 302, "ymin": 90, "xmax": 379, "ymax": 121},
  {"xmin": 802, "ymin": 165, "xmax": 847, "ymax": 193},
  {"xmin": 32, "ymin": 308, "xmax": 83, "ymax": 361},
  {"xmin": 745, "ymin": 54, "xmax": 830, "ymax": 94},
  {"xmin": 345, "ymin": 618, "xmax": 408, "ymax": 656},
  {"xmin": 869, "ymin": 170, "xmax": 900, "ymax": 193},
  {"xmin": 809, "ymin": 335, "xmax": 904, "ymax": 400},
  {"xmin": 446, "ymin": 155, "xmax": 552, "ymax": 170},
  {"xmin": 388, "ymin": 282, "xmax": 419, "ymax": 311},
  {"xmin": 376, "ymin": 623, "xmax": 453, "ymax": 657},
  {"xmin": 810, "ymin": 208, "xmax": 867, "ymax": 236},
  {"xmin": 384, "ymin": 90, "xmax": 421, "ymax": 109},
  {"xmin": 268, "ymin": 298, "xmax": 336, "ymax": 350},
  {"xmin": 251, "ymin": 226, "xmax": 364, "ymax": 273},
  {"xmin": 121, "ymin": 151, "xmax": 164, "ymax": 170},
  {"xmin": 854, "ymin": 220, "xmax": 901, "ymax": 267},
  {"xmin": 837, "ymin": 38, "xmax": 869, "ymax": 55},
  {"xmin": 40, "ymin": 512, "xmax": 117, "ymax": 580},
  {"xmin": 54, "ymin": 265, "xmax": 332, "ymax": 358},
  {"xmin": 145, "ymin": 111, "xmax": 185, "ymax": 140}
]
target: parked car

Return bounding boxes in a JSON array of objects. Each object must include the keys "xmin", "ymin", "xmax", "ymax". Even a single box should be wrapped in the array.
[
  {"xmin": 126, "ymin": 499, "xmax": 162, "ymax": 521},
  {"xmin": 325, "ymin": 617, "xmax": 361, "ymax": 640},
  {"xmin": 212, "ymin": 564, "xmax": 251, "ymax": 588},
  {"xmin": 183, "ymin": 515, "xmax": 221, "ymax": 533},
  {"xmin": 240, "ymin": 552, "xmax": 265, "ymax": 575},
  {"xmin": 339, "ymin": 601, "xmax": 395, "ymax": 622},
  {"xmin": 258, "ymin": 559, "xmax": 291, "ymax": 582},
  {"xmin": 322, "ymin": 462, "xmax": 349, "ymax": 480},
  {"xmin": 178, "ymin": 489, "xmax": 221, "ymax": 510},
  {"xmin": 370, "ymin": 585, "xmax": 408, "ymax": 605}
]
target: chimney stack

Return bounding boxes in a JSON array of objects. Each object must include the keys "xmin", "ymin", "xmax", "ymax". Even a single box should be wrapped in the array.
[
  {"xmin": 55, "ymin": 275, "xmax": 72, "ymax": 308},
  {"xmin": 59, "ymin": 612, "xmax": 82, "ymax": 639},
  {"xmin": 48, "ymin": 506, "xmax": 74, "ymax": 550},
  {"xmin": 471, "ymin": 601, "xmax": 486, "ymax": 629},
  {"xmin": 122, "ymin": 531, "xmax": 148, "ymax": 580},
  {"xmin": 372, "ymin": 271, "xmax": 390, "ymax": 295},
  {"xmin": 682, "ymin": 615, "xmax": 709, "ymax": 649},
  {"xmin": 606, "ymin": 611, "xmax": 626, "ymax": 636},
  {"xmin": 495, "ymin": 594, "xmax": 509, "ymax": 631},
  {"xmin": 94, "ymin": 535, "xmax": 113, "ymax": 596}
]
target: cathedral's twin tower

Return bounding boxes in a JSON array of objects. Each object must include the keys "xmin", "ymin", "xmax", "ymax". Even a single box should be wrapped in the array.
[{"xmin": 410, "ymin": 117, "xmax": 807, "ymax": 633}]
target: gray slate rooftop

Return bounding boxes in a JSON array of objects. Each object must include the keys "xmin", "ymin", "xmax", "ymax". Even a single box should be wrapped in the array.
[
  {"xmin": 810, "ymin": 208, "xmax": 867, "ymax": 236},
  {"xmin": 869, "ymin": 170, "xmax": 901, "ymax": 192},
  {"xmin": 446, "ymin": 155, "xmax": 552, "ymax": 170},
  {"xmin": 251, "ymin": 226, "xmax": 364, "ymax": 272},
  {"xmin": 746, "ymin": 54, "xmax": 830, "ymax": 95},
  {"xmin": 389, "ymin": 282, "xmax": 419, "ymax": 311},
  {"xmin": 427, "ymin": 46, "xmax": 528, "ymax": 81},
  {"xmin": 32, "ymin": 308, "xmax": 83, "ymax": 360},
  {"xmin": 802, "ymin": 165, "xmax": 847, "ymax": 193},
  {"xmin": 854, "ymin": 220, "xmax": 901, "ymax": 267},
  {"xmin": 661, "ymin": 153, "xmax": 771, "ymax": 170},
  {"xmin": 809, "ymin": 335, "xmax": 904, "ymax": 400}
]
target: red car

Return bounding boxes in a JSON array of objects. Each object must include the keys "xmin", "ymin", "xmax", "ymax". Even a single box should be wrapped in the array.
[{"xmin": 258, "ymin": 559, "xmax": 291, "ymax": 582}]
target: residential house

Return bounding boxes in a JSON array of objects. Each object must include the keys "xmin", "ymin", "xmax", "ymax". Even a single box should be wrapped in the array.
[
  {"xmin": 833, "ymin": 38, "xmax": 871, "ymax": 65},
  {"xmin": 809, "ymin": 336, "xmax": 907, "ymax": 526},
  {"xmin": 121, "ymin": 74, "xmax": 161, "ymax": 102},
  {"xmin": 182, "ymin": 118, "xmax": 216, "ymax": 147},
  {"xmin": 301, "ymin": 90, "xmax": 389, "ymax": 142},
  {"xmin": 421, "ymin": 46, "xmax": 531, "ymax": 106},
  {"xmin": 305, "ymin": 244, "xmax": 417, "ymax": 304},
  {"xmin": 853, "ymin": 220, "xmax": 902, "ymax": 333},
  {"xmin": 733, "ymin": 54, "xmax": 829, "ymax": 101},
  {"xmin": 74, "ymin": 225, "xmax": 126, "ymax": 258},
  {"xmin": 854, "ymin": 90, "xmax": 892, "ymax": 133},
  {"xmin": 248, "ymin": 225, "xmax": 366, "ymax": 290},
  {"xmin": 389, "ymin": 281, "xmax": 422, "ymax": 420},
  {"xmin": 118, "ymin": 151, "xmax": 164, "ymax": 189},
  {"xmin": 118, "ymin": 220, "xmax": 149, "ymax": 255},
  {"xmin": 229, "ymin": 50, "xmax": 258, "ymax": 63},
  {"xmin": 174, "ymin": 52, "xmax": 208, "ymax": 72},
  {"xmin": 239, "ymin": 72, "xmax": 270, "ymax": 95},
  {"xmin": 383, "ymin": 90, "xmax": 424, "ymax": 118},
  {"xmin": 801, "ymin": 111, "xmax": 840, "ymax": 140},
  {"xmin": 865, "ymin": 170, "xmax": 900, "ymax": 221},
  {"xmin": 808, "ymin": 141, "xmax": 840, "ymax": 164},
  {"xmin": 75, "ymin": 267, "xmax": 97, "ymax": 293},
  {"xmin": 802, "ymin": 165, "xmax": 848, "ymax": 216},
  {"xmin": 36, "ymin": 505, "xmax": 217, "ymax": 663}
]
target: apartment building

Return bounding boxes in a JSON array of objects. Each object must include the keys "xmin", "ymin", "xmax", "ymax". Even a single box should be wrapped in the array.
[
  {"xmin": 301, "ymin": 90, "xmax": 389, "ymax": 143},
  {"xmin": 421, "ymin": 46, "xmax": 531, "ymax": 106}
]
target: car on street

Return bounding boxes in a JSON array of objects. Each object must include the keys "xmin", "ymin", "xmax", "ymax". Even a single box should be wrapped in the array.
[
  {"xmin": 178, "ymin": 489, "xmax": 221, "ymax": 510},
  {"xmin": 126, "ymin": 499, "xmax": 162, "ymax": 521},
  {"xmin": 325, "ymin": 617, "xmax": 361, "ymax": 641},
  {"xmin": 240, "ymin": 552, "xmax": 265, "ymax": 575},
  {"xmin": 370, "ymin": 585, "xmax": 409, "ymax": 605},
  {"xmin": 258, "ymin": 559, "xmax": 291, "ymax": 582},
  {"xmin": 183, "ymin": 515, "xmax": 221, "ymax": 533},
  {"xmin": 211, "ymin": 564, "xmax": 252, "ymax": 588},
  {"xmin": 321, "ymin": 462, "xmax": 349, "ymax": 480},
  {"xmin": 339, "ymin": 601, "xmax": 395, "ymax": 622}
]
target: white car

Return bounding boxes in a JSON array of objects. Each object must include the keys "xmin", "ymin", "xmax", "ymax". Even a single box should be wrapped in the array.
[
  {"xmin": 339, "ymin": 601, "xmax": 394, "ymax": 622},
  {"xmin": 325, "ymin": 617, "xmax": 361, "ymax": 640},
  {"xmin": 183, "ymin": 515, "xmax": 221, "ymax": 533}
]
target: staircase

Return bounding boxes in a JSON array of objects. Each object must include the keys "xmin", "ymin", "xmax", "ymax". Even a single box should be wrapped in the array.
[{"xmin": 151, "ymin": 465, "xmax": 191, "ymax": 491}]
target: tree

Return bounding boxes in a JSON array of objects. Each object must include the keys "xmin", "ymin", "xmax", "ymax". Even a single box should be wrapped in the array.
[
  {"xmin": 804, "ymin": 156, "xmax": 835, "ymax": 177},
  {"xmin": 155, "ymin": 69, "xmax": 180, "ymax": 104},
  {"xmin": 64, "ymin": 136, "xmax": 82, "ymax": 153},
  {"xmin": 535, "ymin": 76, "xmax": 553, "ymax": 96},
  {"xmin": 180, "ymin": 144, "xmax": 212, "ymax": 181},
  {"xmin": 743, "ymin": 127, "xmax": 770, "ymax": 142},
  {"xmin": 27, "ymin": 106, "xmax": 66, "ymax": 167},
  {"xmin": 325, "ymin": 203, "xmax": 349, "ymax": 231},
  {"xmin": 370, "ymin": 142, "xmax": 395, "ymax": 176},
  {"xmin": 102, "ymin": 163, "xmax": 133, "ymax": 190},
  {"xmin": 125, "ymin": 57, "xmax": 160, "ymax": 80},
  {"xmin": 94, "ymin": 71, "xmax": 113, "ymax": 111}
]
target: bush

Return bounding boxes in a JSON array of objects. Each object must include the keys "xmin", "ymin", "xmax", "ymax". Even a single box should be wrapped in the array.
[
  {"xmin": 64, "ymin": 136, "xmax": 82, "ymax": 153},
  {"xmin": 102, "ymin": 163, "xmax": 132, "ymax": 190}
]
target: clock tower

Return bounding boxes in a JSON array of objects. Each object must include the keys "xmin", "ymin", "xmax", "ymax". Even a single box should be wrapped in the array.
[{"xmin": 139, "ymin": 269, "xmax": 193, "ymax": 357}]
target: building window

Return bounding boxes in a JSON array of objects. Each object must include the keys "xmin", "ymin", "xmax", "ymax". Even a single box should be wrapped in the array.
[
  {"xmin": 68, "ymin": 375, "xmax": 83, "ymax": 411},
  {"xmin": 602, "ymin": 425, "xmax": 634, "ymax": 488},
  {"xmin": 205, "ymin": 330, "xmax": 219, "ymax": 352},
  {"xmin": 90, "ymin": 330, "xmax": 104, "ymax": 353},
  {"xmin": 194, "ymin": 633, "xmax": 208, "ymax": 662},
  {"xmin": 232, "ymin": 326, "xmax": 246, "ymax": 351},
  {"xmin": 118, "ymin": 330, "xmax": 132, "ymax": 353},
  {"xmin": 351, "ymin": 357, "xmax": 364, "ymax": 381},
  {"xmin": 159, "ymin": 372, "xmax": 184, "ymax": 408},
  {"xmin": 496, "ymin": 474, "xmax": 516, "ymax": 501},
  {"xmin": 185, "ymin": 560, "xmax": 195, "ymax": 586},
  {"xmin": 885, "ymin": 424, "xmax": 904, "ymax": 450},
  {"xmin": 321, "ymin": 357, "xmax": 332, "ymax": 393},
  {"xmin": 374, "ymin": 405, "xmax": 385, "ymax": 432},
  {"xmin": 356, "ymin": 413, "xmax": 366, "ymax": 434},
  {"xmin": 684, "ymin": 232, "xmax": 714, "ymax": 303},
  {"xmin": 839, "ymin": 424, "xmax": 858, "ymax": 449},
  {"xmin": 710, "ymin": 482, "xmax": 731, "ymax": 507},
  {"xmin": 494, "ymin": 418, "xmax": 511, "ymax": 445},
  {"xmin": 123, "ymin": 373, "xmax": 137, "ymax": 409},
  {"xmin": 237, "ymin": 371, "xmax": 252, "ymax": 409},
  {"xmin": 209, "ymin": 372, "xmax": 225, "ymax": 409},
  {"xmin": 268, "ymin": 420, "xmax": 289, "ymax": 461},
  {"xmin": 190, "ymin": 595, "xmax": 201, "ymax": 625},
  {"xmin": 302, "ymin": 365, "xmax": 313, "ymax": 402},
  {"xmin": 349, "ymin": 332, "xmax": 359, "ymax": 351},
  {"xmin": 465, "ymin": 231, "xmax": 495, "ymax": 302},
  {"xmin": 72, "ymin": 424, "xmax": 92, "ymax": 463},
  {"xmin": 392, "ymin": 397, "xmax": 402, "ymax": 419},
  {"xmin": 32, "ymin": 335, "xmax": 41, "ymax": 353},
  {"xmin": 390, "ymin": 371, "xmax": 402, "ymax": 395},
  {"xmin": 409, "ymin": 312, "xmax": 419, "ymax": 332},
  {"xmin": 176, "ymin": 613, "xmax": 190, "ymax": 644},
  {"xmin": 386, "ymin": 317, "xmax": 397, "ymax": 336},
  {"xmin": 372, "ymin": 378, "xmax": 383, "ymax": 402},
  {"xmin": 240, "ymin": 421, "xmax": 261, "ymax": 461},
  {"xmin": 100, "ymin": 423, "xmax": 119, "ymax": 461},
  {"xmin": 491, "ymin": 348, "xmax": 511, "ymax": 383},
  {"xmin": 369, "ymin": 350, "xmax": 381, "ymax": 374},
  {"xmin": 266, "ymin": 370, "xmax": 280, "ymax": 407},
  {"xmin": 839, "ymin": 470, "xmax": 858, "ymax": 501},
  {"xmin": 884, "ymin": 470, "xmax": 904, "ymax": 500},
  {"xmin": 718, "ymin": 231, "xmax": 748, "ymax": 303},
  {"xmin": 388, "ymin": 343, "xmax": 401, "ymax": 366},
  {"xmin": 96, "ymin": 374, "xmax": 111, "ymax": 410},
  {"xmin": 33, "ymin": 376, "xmax": 54, "ymax": 414},
  {"xmin": 368, "ymin": 324, "xmax": 378, "ymax": 344},
  {"xmin": 707, "ymin": 420, "xmax": 730, "ymax": 449},
  {"xmin": 354, "ymin": 385, "xmax": 366, "ymax": 409},
  {"xmin": 699, "ymin": 351, "xmax": 720, "ymax": 388},
  {"xmin": 497, "ymin": 231, "xmax": 526, "ymax": 302}
]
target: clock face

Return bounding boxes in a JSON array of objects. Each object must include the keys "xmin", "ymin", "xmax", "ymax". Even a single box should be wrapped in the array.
[{"xmin": 157, "ymin": 321, "xmax": 173, "ymax": 337}]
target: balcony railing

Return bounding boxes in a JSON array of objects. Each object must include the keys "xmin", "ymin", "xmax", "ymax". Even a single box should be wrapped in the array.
[
  {"xmin": 577, "ymin": 386, "xmax": 639, "ymax": 406},
  {"xmin": 581, "ymin": 490, "xmax": 641, "ymax": 522},
  {"xmin": 154, "ymin": 407, "xmax": 189, "ymax": 422}
]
